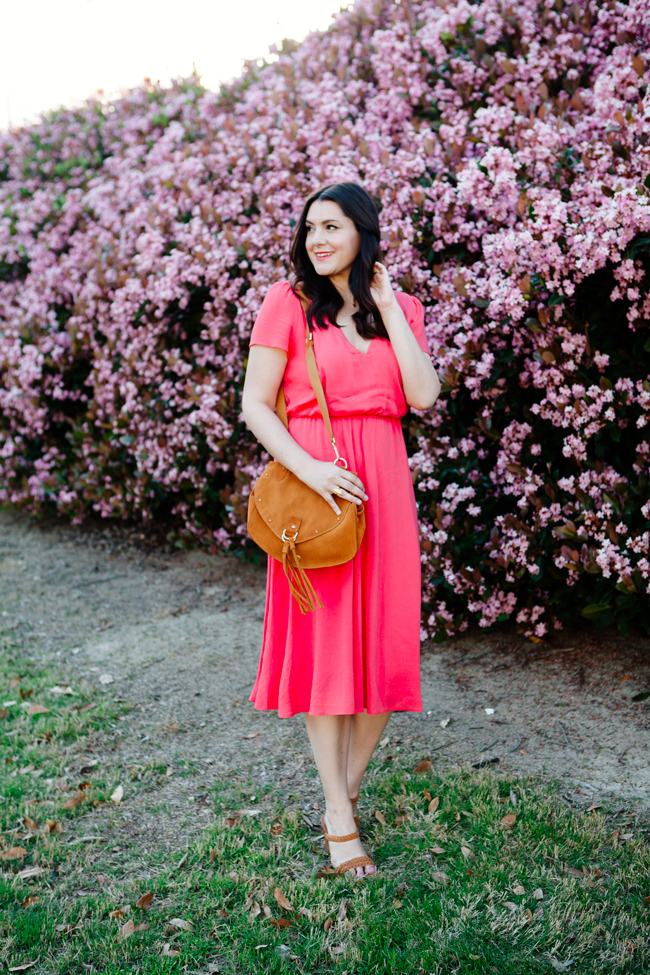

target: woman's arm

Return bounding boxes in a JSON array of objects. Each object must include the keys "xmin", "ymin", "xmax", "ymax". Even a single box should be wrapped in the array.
[
  {"xmin": 370, "ymin": 263, "xmax": 441, "ymax": 411},
  {"xmin": 241, "ymin": 344, "xmax": 368, "ymax": 515}
]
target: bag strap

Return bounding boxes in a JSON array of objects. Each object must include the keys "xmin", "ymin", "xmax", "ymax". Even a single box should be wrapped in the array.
[{"xmin": 275, "ymin": 288, "xmax": 347, "ymax": 468}]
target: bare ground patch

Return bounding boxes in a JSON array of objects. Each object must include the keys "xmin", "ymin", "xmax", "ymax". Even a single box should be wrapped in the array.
[{"xmin": 1, "ymin": 505, "xmax": 649, "ymax": 880}]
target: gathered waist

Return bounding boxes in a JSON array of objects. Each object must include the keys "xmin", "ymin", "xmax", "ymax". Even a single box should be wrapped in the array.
[{"xmin": 288, "ymin": 412, "xmax": 403, "ymax": 421}]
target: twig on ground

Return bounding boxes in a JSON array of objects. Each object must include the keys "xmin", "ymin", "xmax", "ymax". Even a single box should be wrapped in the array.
[
  {"xmin": 479, "ymin": 738, "xmax": 499, "ymax": 753},
  {"xmin": 557, "ymin": 721, "xmax": 570, "ymax": 747},
  {"xmin": 431, "ymin": 738, "xmax": 460, "ymax": 751}
]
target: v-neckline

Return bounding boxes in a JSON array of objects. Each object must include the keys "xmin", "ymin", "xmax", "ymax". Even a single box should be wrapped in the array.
[{"xmin": 337, "ymin": 326, "xmax": 373, "ymax": 356}]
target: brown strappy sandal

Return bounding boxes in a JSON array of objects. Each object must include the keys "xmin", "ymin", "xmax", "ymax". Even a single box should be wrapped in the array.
[
  {"xmin": 350, "ymin": 794, "xmax": 360, "ymax": 829},
  {"xmin": 320, "ymin": 814, "xmax": 376, "ymax": 877}
]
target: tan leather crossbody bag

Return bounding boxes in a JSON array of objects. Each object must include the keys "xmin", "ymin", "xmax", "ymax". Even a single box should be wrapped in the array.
[{"xmin": 246, "ymin": 291, "xmax": 366, "ymax": 613}]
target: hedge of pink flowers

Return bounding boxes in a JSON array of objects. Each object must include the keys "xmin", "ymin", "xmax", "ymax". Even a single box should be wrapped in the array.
[{"xmin": 1, "ymin": 0, "xmax": 650, "ymax": 639}]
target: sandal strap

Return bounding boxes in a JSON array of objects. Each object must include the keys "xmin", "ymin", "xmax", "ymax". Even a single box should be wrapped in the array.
[
  {"xmin": 335, "ymin": 855, "xmax": 375, "ymax": 876},
  {"xmin": 324, "ymin": 828, "xmax": 360, "ymax": 842},
  {"xmin": 349, "ymin": 794, "xmax": 360, "ymax": 804}
]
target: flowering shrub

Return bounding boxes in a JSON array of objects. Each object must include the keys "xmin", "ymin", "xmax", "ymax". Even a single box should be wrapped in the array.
[{"xmin": 1, "ymin": 0, "xmax": 649, "ymax": 639}]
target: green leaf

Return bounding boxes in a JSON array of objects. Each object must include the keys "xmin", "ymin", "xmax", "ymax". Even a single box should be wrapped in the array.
[{"xmin": 580, "ymin": 604, "xmax": 611, "ymax": 619}]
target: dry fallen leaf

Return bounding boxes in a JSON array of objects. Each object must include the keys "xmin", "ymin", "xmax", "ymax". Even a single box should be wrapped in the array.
[
  {"xmin": 133, "ymin": 922, "xmax": 150, "ymax": 933},
  {"xmin": 413, "ymin": 759, "xmax": 433, "ymax": 774},
  {"xmin": 440, "ymin": 717, "xmax": 451, "ymax": 729},
  {"xmin": 323, "ymin": 918, "xmax": 333, "ymax": 932},
  {"xmin": 8, "ymin": 677, "xmax": 20, "ymax": 690},
  {"xmin": 109, "ymin": 908, "xmax": 128, "ymax": 919},
  {"xmin": 169, "ymin": 917, "xmax": 193, "ymax": 930},
  {"xmin": 44, "ymin": 820, "xmax": 62, "ymax": 834},
  {"xmin": 315, "ymin": 866, "xmax": 336, "ymax": 878},
  {"xmin": 21, "ymin": 896, "xmax": 41, "ymax": 908},
  {"xmin": 431, "ymin": 871, "xmax": 449, "ymax": 884},
  {"xmin": 161, "ymin": 944, "xmax": 180, "ymax": 957},
  {"xmin": 0, "ymin": 847, "xmax": 28, "ymax": 861},
  {"xmin": 338, "ymin": 898, "xmax": 348, "ymax": 920},
  {"xmin": 110, "ymin": 784, "xmax": 124, "ymax": 804},
  {"xmin": 17, "ymin": 867, "xmax": 43, "ymax": 881},
  {"xmin": 500, "ymin": 814, "xmax": 517, "ymax": 828},
  {"xmin": 533, "ymin": 888, "xmax": 544, "ymax": 900},
  {"xmin": 375, "ymin": 810, "xmax": 387, "ymax": 826},
  {"xmin": 431, "ymin": 844, "xmax": 444, "ymax": 855},
  {"xmin": 27, "ymin": 704, "xmax": 50, "ymax": 716},
  {"xmin": 564, "ymin": 865, "xmax": 584, "ymax": 879},
  {"xmin": 268, "ymin": 918, "xmax": 293, "ymax": 929},
  {"xmin": 504, "ymin": 901, "xmax": 517, "ymax": 912},
  {"xmin": 393, "ymin": 899, "xmax": 404, "ymax": 908},
  {"xmin": 263, "ymin": 905, "xmax": 273, "ymax": 918},
  {"xmin": 118, "ymin": 919, "xmax": 135, "ymax": 941},
  {"xmin": 23, "ymin": 816, "xmax": 38, "ymax": 831},
  {"xmin": 274, "ymin": 887, "xmax": 292, "ymax": 911},
  {"xmin": 250, "ymin": 901, "xmax": 262, "ymax": 918},
  {"xmin": 62, "ymin": 794, "xmax": 86, "ymax": 809},
  {"xmin": 512, "ymin": 885, "xmax": 525, "ymax": 895},
  {"xmin": 586, "ymin": 803, "xmax": 603, "ymax": 813},
  {"xmin": 136, "ymin": 892, "xmax": 154, "ymax": 911},
  {"xmin": 298, "ymin": 906, "xmax": 313, "ymax": 922},
  {"xmin": 243, "ymin": 731, "xmax": 259, "ymax": 739},
  {"xmin": 423, "ymin": 788, "xmax": 432, "ymax": 801},
  {"xmin": 461, "ymin": 845, "xmax": 475, "ymax": 861},
  {"xmin": 428, "ymin": 796, "xmax": 440, "ymax": 813}
]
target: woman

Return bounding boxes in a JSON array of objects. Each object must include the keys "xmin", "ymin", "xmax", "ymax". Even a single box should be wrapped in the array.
[{"xmin": 241, "ymin": 181, "xmax": 440, "ymax": 878}]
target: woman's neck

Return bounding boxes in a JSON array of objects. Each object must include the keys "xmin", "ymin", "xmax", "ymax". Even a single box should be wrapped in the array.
[{"xmin": 328, "ymin": 270, "xmax": 357, "ymax": 310}]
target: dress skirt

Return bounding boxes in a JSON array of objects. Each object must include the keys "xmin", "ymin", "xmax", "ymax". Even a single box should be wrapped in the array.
[{"xmin": 249, "ymin": 414, "xmax": 423, "ymax": 718}]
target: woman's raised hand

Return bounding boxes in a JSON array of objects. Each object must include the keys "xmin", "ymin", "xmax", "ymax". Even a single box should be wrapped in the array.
[
  {"xmin": 298, "ymin": 459, "xmax": 368, "ymax": 516},
  {"xmin": 369, "ymin": 261, "xmax": 398, "ymax": 312}
]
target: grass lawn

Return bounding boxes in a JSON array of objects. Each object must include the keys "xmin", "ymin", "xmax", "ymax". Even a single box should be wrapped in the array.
[{"xmin": 1, "ymin": 630, "xmax": 649, "ymax": 974}]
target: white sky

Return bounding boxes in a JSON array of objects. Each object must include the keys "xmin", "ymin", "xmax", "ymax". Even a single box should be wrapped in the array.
[{"xmin": 1, "ymin": 0, "xmax": 347, "ymax": 131}]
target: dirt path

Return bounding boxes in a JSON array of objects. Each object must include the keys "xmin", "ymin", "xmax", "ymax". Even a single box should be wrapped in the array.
[{"xmin": 2, "ymin": 508, "xmax": 649, "ymax": 863}]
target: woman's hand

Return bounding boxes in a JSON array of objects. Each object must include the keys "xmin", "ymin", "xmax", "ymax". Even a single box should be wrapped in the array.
[
  {"xmin": 370, "ymin": 261, "xmax": 398, "ymax": 312},
  {"xmin": 297, "ymin": 458, "xmax": 368, "ymax": 516}
]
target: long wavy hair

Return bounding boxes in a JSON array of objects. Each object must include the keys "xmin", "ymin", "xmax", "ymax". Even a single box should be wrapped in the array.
[{"xmin": 288, "ymin": 182, "xmax": 388, "ymax": 340}]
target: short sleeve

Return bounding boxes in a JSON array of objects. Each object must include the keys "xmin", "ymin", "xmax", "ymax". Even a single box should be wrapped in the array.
[
  {"xmin": 396, "ymin": 292, "xmax": 431, "ymax": 355},
  {"xmin": 249, "ymin": 281, "xmax": 298, "ymax": 353}
]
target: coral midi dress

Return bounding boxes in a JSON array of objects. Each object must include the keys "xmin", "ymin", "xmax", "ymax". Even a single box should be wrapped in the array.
[{"xmin": 248, "ymin": 281, "xmax": 431, "ymax": 718}]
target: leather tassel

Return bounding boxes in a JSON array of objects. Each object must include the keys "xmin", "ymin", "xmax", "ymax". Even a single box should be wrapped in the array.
[{"xmin": 282, "ymin": 540, "xmax": 323, "ymax": 613}]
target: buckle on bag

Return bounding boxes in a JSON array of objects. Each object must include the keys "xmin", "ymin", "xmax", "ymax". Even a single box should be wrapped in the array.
[{"xmin": 331, "ymin": 437, "xmax": 348, "ymax": 469}]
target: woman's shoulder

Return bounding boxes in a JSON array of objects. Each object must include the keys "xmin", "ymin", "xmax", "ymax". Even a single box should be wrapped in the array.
[
  {"xmin": 394, "ymin": 290, "xmax": 423, "ymax": 314},
  {"xmin": 263, "ymin": 280, "xmax": 303, "ymax": 308}
]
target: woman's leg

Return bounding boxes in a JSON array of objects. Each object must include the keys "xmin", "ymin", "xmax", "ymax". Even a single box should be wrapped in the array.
[
  {"xmin": 305, "ymin": 714, "xmax": 376, "ymax": 878},
  {"xmin": 347, "ymin": 710, "xmax": 391, "ymax": 818}
]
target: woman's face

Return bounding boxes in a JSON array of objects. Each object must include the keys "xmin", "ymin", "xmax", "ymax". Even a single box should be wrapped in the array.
[{"xmin": 304, "ymin": 199, "xmax": 361, "ymax": 280}]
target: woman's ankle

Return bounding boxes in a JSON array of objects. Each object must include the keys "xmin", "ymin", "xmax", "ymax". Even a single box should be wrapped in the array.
[{"xmin": 324, "ymin": 801, "xmax": 356, "ymax": 826}]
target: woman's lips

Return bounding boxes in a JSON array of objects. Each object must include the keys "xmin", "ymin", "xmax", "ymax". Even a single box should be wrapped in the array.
[{"xmin": 314, "ymin": 251, "xmax": 333, "ymax": 261}]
